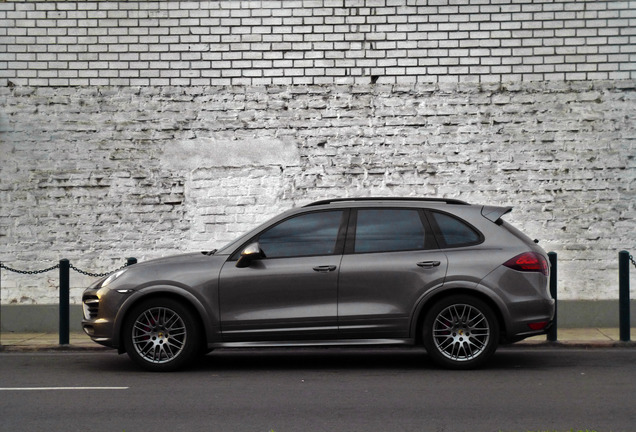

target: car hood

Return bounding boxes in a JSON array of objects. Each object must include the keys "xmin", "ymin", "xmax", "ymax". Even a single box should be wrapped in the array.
[
  {"xmin": 98, "ymin": 251, "xmax": 228, "ymax": 292},
  {"xmin": 131, "ymin": 251, "xmax": 222, "ymax": 268}
]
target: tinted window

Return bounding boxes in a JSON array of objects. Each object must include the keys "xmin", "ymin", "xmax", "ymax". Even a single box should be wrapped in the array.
[
  {"xmin": 258, "ymin": 211, "xmax": 343, "ymax": 258},
  {"xmin": 431, "ymin": 211, "xmax": 481, "ymax": 247},
  {"xmin": 355, "ymin": 209, "xmax": 426, "ymax": 253}
]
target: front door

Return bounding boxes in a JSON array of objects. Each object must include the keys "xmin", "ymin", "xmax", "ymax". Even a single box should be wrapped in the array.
[{"xmin": 219, "ymin": 210, "xmax": 346, "ymax": 341}]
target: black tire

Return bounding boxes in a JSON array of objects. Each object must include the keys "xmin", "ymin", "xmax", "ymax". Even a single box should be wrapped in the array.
[
  {"xmin": 422, "ymin": 295, "xmax": 499, "ymax": 370},
  {"xmin": 122, "ymin": 297, "xmax": 201, "ymax": 372}
]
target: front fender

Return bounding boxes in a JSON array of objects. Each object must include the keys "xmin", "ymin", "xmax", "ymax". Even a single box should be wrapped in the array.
[{"xmin": 112, "ymin": 285, "xmax": 221, "ymax": 351}]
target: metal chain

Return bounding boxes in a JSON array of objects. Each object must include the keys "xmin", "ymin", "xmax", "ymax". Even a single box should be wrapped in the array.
[
  {"xmin": 1, "ymin": 261, "xmax": 131, "ymax": 278},
  {"xmin": 69, "ymin": 262, "xmax": 130, "ymax": 278},
  {"xmin": 0, "ymin": 262, "xmax": 60, "ymax": 275},
  {"xmin": 630, "ymin": 254, "xmax": 636, "ymax": 270}
]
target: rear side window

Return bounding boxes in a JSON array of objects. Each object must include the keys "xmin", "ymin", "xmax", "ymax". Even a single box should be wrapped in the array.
[
  {"xmin": 430, "ymin": 211, "xmax": 482, "ymax": 248},
  {"xmin": 354, "ymin": 209, "xmax": 427, "ymax": 253}
]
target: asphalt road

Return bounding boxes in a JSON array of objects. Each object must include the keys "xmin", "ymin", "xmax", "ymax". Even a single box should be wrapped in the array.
[{"xmin": 1, "ymin": 347, "xmax": 634, "ymax": 432}]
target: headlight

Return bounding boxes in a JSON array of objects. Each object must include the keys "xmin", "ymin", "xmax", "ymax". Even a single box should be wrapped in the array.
[{"xmin": 101, "ymin": 268, "xmax": 127, "ymax": 288}]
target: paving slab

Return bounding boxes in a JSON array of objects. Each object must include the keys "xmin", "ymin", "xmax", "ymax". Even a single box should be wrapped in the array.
[{"xmin": 0, "ymin": 332, "xmax": 107, "ymax": 351}]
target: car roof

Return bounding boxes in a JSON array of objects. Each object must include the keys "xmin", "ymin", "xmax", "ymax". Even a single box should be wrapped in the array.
[{"xmin": 303, "ymin": 197, "xmax": 469, "ymax": 207}]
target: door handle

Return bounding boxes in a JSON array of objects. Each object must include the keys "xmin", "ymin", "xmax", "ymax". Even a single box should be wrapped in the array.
[
  {"xmin": 417, "ymin": 261, "xmax": 441, "ymax": 269},
  {"xmin": 313, "ymin": 265, "xmax": 337, "ymax": 273}
]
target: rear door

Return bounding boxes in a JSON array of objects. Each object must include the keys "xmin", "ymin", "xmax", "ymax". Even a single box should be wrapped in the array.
[{"xmin": 338, "ymin": 208, "xmax": 448, "ymax": 338}]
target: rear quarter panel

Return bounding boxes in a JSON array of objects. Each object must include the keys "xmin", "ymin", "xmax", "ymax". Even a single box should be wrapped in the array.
[{"xmin": 419, "ymin": 204, "xmax": 552, "ymax": 341}]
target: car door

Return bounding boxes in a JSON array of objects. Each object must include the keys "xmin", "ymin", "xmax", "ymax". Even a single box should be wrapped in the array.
[
  {"xmin": 218, "ymin": 210, "xmax": 347, "ymax": 341},
  {"xmin": 338, "ymin": 208, "xmax": 448, "ymax": 338}
]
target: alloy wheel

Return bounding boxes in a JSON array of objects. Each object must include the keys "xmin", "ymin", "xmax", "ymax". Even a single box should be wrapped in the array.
[
  {"xmin": 432, "ymin": 303, "xmax": 490, "ymax": 362},
  {"xmin": 131, "ymin": 306, "xmax": 187, "ymax": 364}
]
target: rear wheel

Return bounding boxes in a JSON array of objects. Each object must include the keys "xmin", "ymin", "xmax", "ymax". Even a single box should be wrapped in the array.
[
  {"xmin": 122, "ymin": 298, "xmax": 201, "ymax": 372},
  {"xmin": 423, "ymin": 295, "xmax": 499, "ymax": 369}
]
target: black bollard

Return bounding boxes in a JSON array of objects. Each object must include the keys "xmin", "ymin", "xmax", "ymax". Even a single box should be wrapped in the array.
[
  {"xmin": 59, "ymin": 259, "xmax": 70, "ymax": 345},
  {"xmin": 618, "ymin": 251, "xmax": 630, "ymax": 342},
  {"xmin": 547, "ymin": 252, "xmax": 558, "ymax": 342}
]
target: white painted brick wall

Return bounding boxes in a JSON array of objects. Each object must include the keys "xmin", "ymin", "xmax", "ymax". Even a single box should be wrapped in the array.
[
  {"xmin": 1, "ymin": 81, "xmax": 634, "ymax": 303},
  {"xmin": 1, "ymin": 0, "xmax": 635, "ymax": 86},
  {"xmin": 0, "ymin": 1, "xmax": 635, "ymax": 305}
]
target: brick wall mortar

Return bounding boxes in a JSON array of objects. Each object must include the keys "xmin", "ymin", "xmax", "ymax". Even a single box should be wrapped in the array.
[
  {"xmin": 1, "ymin": 0, "xmax": 635, "ymax": 86},
  {"xmin": 0, "ymin": 0, "xmax": 635, "ymax": 304},
  {"xmin": 1, "ymin": 80, "xmax": 635, "ymax": 303}
]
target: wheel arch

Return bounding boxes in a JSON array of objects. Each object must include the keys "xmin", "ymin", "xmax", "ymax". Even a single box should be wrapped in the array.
[
  {"xmin": 114, "ymin": 288, "xmax": 212, "ymax": 354},
  {"xmin": 411, "ymin": 287, "xmax": 508, "ymax": 345}
]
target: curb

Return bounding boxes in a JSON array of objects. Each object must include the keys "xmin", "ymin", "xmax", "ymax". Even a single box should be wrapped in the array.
[
  {"xmin": 504, "ymin": 340, "xmax": 636, "ymax": 349},
  {"xmin": 0, "ymin": 344, "xmax": 110, "ymax": 353}
]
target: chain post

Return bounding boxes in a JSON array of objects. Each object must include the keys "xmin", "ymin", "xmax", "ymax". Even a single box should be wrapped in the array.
[
  {"xmin": 59, "ymin": 259, "xmax": 70, "ymax": 345},
  {"xmin": 127, "ymin": 257, "xmax": 137, "ymax": 266},
  {"xmin": 618, "ymin": 251, "xmax": 631, "ymax": 342},
  {"xmin": 547, "ymin": 252, "xmax": 558, "ymax": 342}
]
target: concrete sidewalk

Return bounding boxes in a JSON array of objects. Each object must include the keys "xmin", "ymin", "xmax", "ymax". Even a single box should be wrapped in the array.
[
  {"xmin": 0, "ymin": 332, "xmax": 108, "ymax": 351},
  {"xmin": 1, "ymin": 328, "xmax": 635, "ymax": 352}
]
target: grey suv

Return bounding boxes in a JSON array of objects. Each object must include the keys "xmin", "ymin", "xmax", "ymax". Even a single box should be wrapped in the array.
[{"xmin": 82, "ymin": 198, "xmax": 554, "ymax": 371}]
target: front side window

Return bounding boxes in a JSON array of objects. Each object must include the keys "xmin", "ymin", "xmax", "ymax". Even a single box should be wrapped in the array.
[
  {"xmin": 258, "ymin": 211, "xmax": 343, "ymax": 258},
  {"xmin": 354, "ymin": 209, "xmax": 427, "ymax": 253},
  {"xmin": 430, "ymin": 211, "xmax": 482, "ymax": 247}
]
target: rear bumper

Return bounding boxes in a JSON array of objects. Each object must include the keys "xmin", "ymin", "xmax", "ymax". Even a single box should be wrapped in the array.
[
  {"xmin": 478, "ymin": 264, "xmax": 555, "ymax": 344},
  {"xmin": 501, "ymin": 297, "xmax": 555, "ymax": 344}
]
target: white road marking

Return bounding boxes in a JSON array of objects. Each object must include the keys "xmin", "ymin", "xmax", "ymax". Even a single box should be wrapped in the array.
[{"xmin": 0, "ymin": 387, "xmax": 128, "ymax": 391}]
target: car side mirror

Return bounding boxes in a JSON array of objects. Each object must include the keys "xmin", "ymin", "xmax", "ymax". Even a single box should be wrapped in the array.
[{"xmin": 236, "ymin": 242, "xmax": 265, "ymax": 268}]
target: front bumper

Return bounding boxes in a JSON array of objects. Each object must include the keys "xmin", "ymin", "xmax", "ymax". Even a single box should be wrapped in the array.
[{"xmin": 81, "ymin": 284, "xmax": 131, "ymax": 349}]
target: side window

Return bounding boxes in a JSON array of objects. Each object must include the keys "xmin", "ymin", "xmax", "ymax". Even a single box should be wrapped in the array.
[
  {"xmin": 430, "ymin": 211, "xmax": 481, "ymax": 247},
  {"xmin": 354, "ymin": 209, "xmax": 427, "ymax": 253},
  {"xmin": 258, "ymin": 211, "xmax": 343, "ymax": 258}
]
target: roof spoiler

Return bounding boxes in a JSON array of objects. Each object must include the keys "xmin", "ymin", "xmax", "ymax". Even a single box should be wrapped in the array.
[{"xmin": 481, "ymin": 205, "xmax": 512, "ymax": 223}]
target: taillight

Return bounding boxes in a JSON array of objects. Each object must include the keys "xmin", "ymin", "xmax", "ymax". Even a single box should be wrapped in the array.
[{"xmin": 503, "ymin": 252, "xmax": 549, "ymax": 276}]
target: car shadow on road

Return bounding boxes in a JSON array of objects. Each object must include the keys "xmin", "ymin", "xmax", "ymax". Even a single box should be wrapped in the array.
[
  {"xmin": 88, "ymin": 347, "xmax": 559, "ymax": 373},
  {"xmin": 189, "ymin": 346, "xmax": 556, "ymax": 372},
  {"xmin": 196, "ymin": 347, "xmax": 431, "ymax": 371}
]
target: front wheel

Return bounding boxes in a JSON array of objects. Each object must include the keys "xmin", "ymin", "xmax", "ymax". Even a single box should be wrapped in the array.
[
  {"xmin": 122, "ymin": 298, "xmax": 201, "ymax": 372},
  {"xmin": 422, "ymin": 295, "xmax": 499, "ymax": 369}
]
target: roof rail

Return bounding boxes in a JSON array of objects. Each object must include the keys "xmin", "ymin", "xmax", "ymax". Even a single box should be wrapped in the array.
[{"xmin": 303, "ymin": 197, "xmax": 469, "ymax": 207}]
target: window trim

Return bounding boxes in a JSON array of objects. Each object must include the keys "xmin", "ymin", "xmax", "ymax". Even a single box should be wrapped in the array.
[
  {"xmin": 345, "ymin": 207, "xmax": 437, "ymax": 255},
  {"xmin": 425, "ymin": 209, "xmax": 484, "ymax": 249}
]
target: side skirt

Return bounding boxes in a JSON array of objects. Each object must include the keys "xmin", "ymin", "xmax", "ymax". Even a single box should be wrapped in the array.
[{"xmin": 211, "ymin": 338, "xmax": 415, "ymax": 349}]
